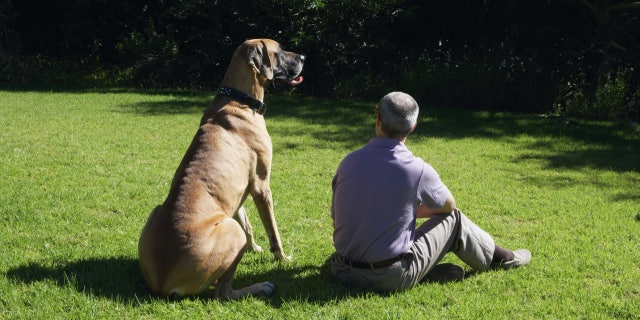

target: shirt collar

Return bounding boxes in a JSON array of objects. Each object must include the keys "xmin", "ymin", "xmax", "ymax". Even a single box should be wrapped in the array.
[{"xmin": 369, "ymin": 137, "xmax": 406, "ymax": 149}]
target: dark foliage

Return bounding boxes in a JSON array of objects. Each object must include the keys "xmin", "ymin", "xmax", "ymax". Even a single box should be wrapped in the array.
[{"xmin": 1, "ymin": 0, "xmax": 638, "ymax": 120}]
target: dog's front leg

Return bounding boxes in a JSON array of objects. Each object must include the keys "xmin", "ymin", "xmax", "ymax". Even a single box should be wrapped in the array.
[
  {"xmin": 234, "ymin": 206, "xmax": 263, "ymax": 253},
  {"xmin": 251, "ymin": 183, "xmax": 289, "ymax": 261}
]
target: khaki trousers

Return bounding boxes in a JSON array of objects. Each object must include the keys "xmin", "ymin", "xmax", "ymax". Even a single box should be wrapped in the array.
[{"xmin": 330, "ymin": 209, "xmax": 495, "ymax": 291}]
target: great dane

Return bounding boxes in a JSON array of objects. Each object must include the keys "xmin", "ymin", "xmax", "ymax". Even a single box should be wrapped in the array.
[{"xmin": 138, "ymin": 39, "xmax": 304, "ymax": 299}]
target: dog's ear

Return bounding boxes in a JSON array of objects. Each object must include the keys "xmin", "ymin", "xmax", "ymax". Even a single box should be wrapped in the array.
[{"xmin": 248, "ymin": 40, "xmax": 274, "ymax": 80}]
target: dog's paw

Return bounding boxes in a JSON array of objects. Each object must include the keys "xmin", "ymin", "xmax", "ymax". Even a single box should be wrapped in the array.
[
  {"xmin": 250, "ymin": 243, "xmax": 263, "ymax": 253},
  {"xmin": 273, "ymin": 252, "xmax": 292, "ymax": 262},
  {"xmin": 259, "ymin": 282, "xmax": 276, "ymax": 295}
]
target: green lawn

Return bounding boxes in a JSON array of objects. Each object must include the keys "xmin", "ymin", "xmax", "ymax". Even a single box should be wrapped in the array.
[{"xmin": 1, "ymin": 87, "xmax": 639, "ymax": 319}]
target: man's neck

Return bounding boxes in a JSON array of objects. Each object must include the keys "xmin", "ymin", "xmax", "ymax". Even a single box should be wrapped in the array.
[{"xmin": 375, "ymin": 133, "xmax": 406, "ymax": 144}]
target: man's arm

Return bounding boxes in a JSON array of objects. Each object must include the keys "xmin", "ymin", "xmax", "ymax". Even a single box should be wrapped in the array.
[{"xmin": 416, "ymin": 194, "xmax": 456, "ymax": 219}]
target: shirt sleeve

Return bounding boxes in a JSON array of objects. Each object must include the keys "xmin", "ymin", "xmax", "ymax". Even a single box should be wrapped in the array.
[{"xmin": 417, "ymin": 162, "xmax": 452, "ymax": 209}]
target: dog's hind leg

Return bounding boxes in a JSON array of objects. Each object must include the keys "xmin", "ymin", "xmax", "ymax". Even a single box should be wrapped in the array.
[
  {"xmin": 212, "ymin": 218, "xmax": 275, "ymax": 299},
  {"xmin": 213, "ymin": 250, "xmax": 276, "ymax": 300},
  {"xmin": 234, "ymin": 206, "xmax": 263, "ymax": 253}
]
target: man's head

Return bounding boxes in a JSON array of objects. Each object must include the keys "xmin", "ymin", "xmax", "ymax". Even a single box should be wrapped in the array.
[{"xmin": 376, "ymin": 92, "xmax": 419, "ymax": 139}]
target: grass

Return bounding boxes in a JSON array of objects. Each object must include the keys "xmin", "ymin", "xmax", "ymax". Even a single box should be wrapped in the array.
[{"xmin": 0, "ymin": 85, "xmax": 639, "ymax": 319}]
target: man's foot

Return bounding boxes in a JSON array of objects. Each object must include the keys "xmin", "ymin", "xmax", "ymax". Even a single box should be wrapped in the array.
[
  {"xmin": 423, "ymin": 263, "xmax": 465, "ymax": 283},
  {"xmin": 500, "ymin": 249, "xmax": 531, "ymax": 270}
]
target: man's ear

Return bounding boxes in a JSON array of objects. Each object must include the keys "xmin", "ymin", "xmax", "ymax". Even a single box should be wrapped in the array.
[{"xmin": 247, "ymin": 40, "xmax": 274, "ymax": 80}]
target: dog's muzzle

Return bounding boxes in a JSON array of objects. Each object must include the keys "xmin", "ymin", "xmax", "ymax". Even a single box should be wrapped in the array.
[{"xmin": 270, "ymin": 53, "xmax": 305, "ymax": 93}]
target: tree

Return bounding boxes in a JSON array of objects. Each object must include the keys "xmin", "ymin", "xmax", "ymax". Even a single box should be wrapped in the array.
[{"xmin": 579, "ymin": 0, "xmax": 640, "ymax": 96}]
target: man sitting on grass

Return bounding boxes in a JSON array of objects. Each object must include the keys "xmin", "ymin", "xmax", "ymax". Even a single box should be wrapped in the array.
[{"xmin": 329, "ymin": 91, "xmax": 531, "ymax": 291}]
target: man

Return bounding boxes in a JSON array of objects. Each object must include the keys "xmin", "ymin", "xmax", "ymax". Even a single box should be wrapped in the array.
[{"xmin": 330, "ymin": 91, "xmax": 531, "ymax": 291}]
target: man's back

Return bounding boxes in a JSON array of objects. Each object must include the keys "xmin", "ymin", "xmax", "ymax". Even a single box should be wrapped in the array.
[{"xmin": 331, "ymin": 137, "xmax": 423, "ymax": 262}]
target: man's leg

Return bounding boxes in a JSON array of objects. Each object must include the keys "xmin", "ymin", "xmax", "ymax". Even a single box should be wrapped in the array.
[
  {"xmin": 447, "ymin": 209, "xmax": 497, "ymax": 270},
  {"xmin": 403, "ymin": 209, "xmax": 495, "ymax": 288}
]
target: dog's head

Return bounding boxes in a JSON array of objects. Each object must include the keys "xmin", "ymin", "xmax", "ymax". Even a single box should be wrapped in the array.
[{"xmin": 244, "ymin": 39, "xmax": 305, "ymax": 93}]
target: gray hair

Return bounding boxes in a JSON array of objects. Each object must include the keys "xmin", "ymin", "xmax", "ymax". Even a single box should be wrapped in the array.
[{"xmin": 378, "ymin": 92, "xmax": 419, "ymax": 137}]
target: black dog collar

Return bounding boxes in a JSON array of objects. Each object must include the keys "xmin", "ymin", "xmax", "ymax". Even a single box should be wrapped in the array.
[{"xmin": 218, "ymin": 87, "xmax": 267, "ymax": 114}]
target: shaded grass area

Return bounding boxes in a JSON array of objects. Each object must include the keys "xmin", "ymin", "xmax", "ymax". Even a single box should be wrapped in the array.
[{"xmin": 1, "ymin": 86, "xmax": 639, "ymax": 319}]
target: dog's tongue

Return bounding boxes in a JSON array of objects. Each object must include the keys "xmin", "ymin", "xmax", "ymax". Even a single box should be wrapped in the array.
[{"xmin": 289, "ymin": 76, "xmax": 304, "ymax": 86}]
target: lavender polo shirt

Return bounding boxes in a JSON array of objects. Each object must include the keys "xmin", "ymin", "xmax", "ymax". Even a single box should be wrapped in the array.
[{"xmin": 331, "ymin": 137, "xmax": 451, "ymax": 263}]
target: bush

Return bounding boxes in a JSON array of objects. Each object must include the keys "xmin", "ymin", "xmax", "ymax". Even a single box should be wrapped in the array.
[
  {"xmin": 559, "ymin": 69, "xmax": 639, "ymax": 123},
  {"xmin": 0, "ymin": 51, "xmax": 132, "ymax": 87}
]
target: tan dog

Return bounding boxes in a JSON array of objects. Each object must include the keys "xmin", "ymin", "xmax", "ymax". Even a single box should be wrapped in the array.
[{"xmin": 138, "ymin": 39, "xmax": 304, "ymax": 299}]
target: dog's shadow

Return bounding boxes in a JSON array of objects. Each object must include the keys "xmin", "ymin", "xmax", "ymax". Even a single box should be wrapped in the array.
[
  {"xmin": 5, "ymin": 256, "xmax": 377, "ymax": 306},
  {"xmin": 5, "ymin": 257, "xmax": 152, "ymax": 303}
]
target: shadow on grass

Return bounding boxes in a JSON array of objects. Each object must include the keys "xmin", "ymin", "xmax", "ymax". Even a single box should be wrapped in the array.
[
  {"xmin": 233, "ymin": 256, "xmax": 389, "ymax": 307},
  {"xmin": 116, "ymin": 93, "xmax": 376, "ymax": 151},
  {"xmin": 5, "ymin": 256, "xmax": 398, "ymax": 306},
  {"xmin": 27, "ymin": 85, "xmax": 630, "ymax": 175},
  {"xmin": 118, "ymin": 98, "xmax": 208, "ymax": 115},
  {"xmin": 431, "ymin": 111, "xmax": 637, "ymax": 165},
  {"xmin": 5, "ymin": 257, "xmax": 151, "ymax": 303}
]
